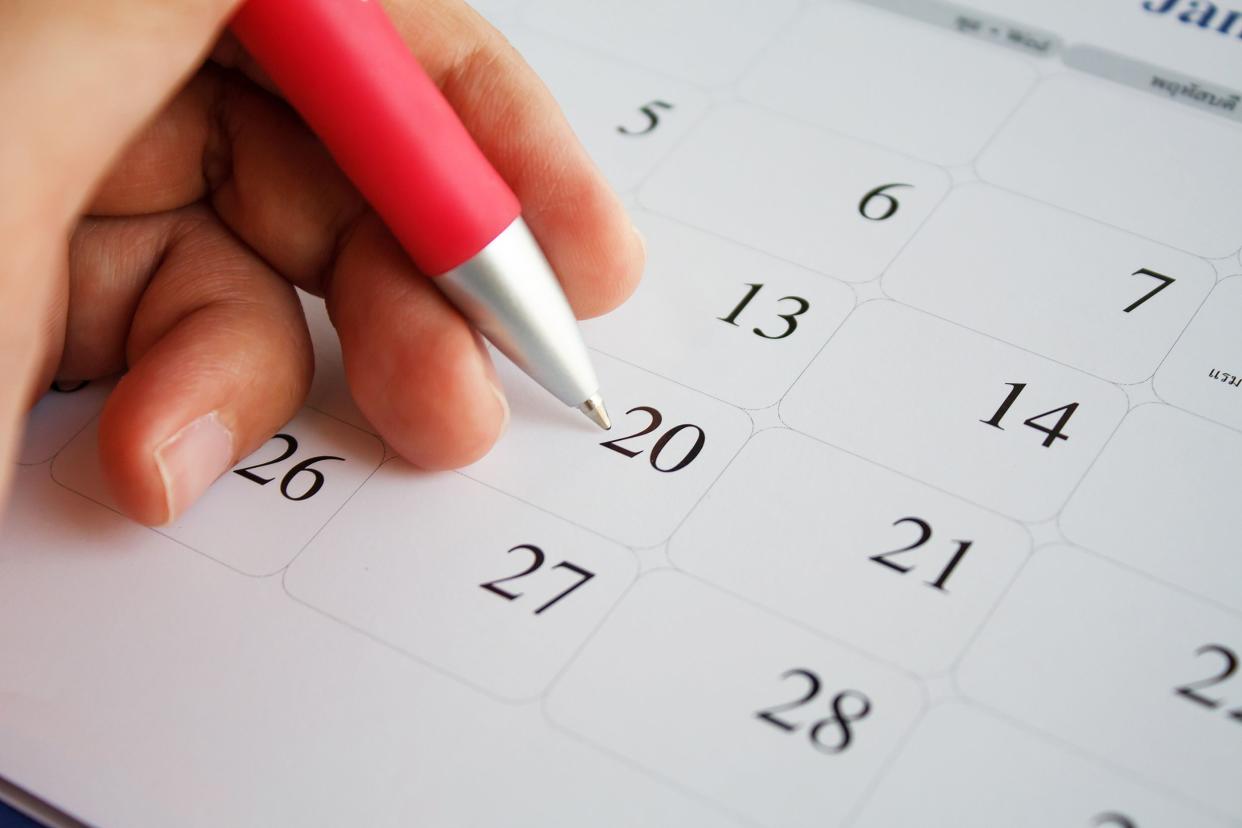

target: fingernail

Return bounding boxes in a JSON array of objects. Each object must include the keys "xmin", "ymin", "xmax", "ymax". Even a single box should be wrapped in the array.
[
  {"xmin": 490, "ymin": 380, "xmax": 510, "ymax": 435},
  {"xmin": 473, "ymin": 333, "xmax": 510, "ymax": 435},
  {"xmin": 633, "ymin": 225, "xmax": 647, "ymax": 259},
  {"xmin": 154, "ymin": 411, "xmax": 234, "ymax": 524}
]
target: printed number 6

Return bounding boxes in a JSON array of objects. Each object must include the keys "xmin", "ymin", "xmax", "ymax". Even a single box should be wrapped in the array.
[{"xmin": 858, "ymin": 183, "xmax": 911, "ymax": 221}]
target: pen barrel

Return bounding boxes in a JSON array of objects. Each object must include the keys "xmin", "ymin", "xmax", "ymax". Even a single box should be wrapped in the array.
[
  {"xmin": 231, "ymin": 0, "xmax": 522, "ymax": 275},
  {"xmin": 439, "ymin": 217, "xmax": 600, "ymax": 407}
]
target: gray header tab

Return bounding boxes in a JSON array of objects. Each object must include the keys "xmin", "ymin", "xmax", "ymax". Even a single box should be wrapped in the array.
[
  {"xmin": 1065, "ymin": 45, "xmax": 1242, "ymax": 124},
  {"xmin": 861, "ymin": 0, "xmax": 1061, "ymax": 57}
]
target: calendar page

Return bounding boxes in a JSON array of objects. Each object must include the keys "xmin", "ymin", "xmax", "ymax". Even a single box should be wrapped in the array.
[{"xmin": 2, "ymin": 1, "xmax": 1241, "ymax": 826}]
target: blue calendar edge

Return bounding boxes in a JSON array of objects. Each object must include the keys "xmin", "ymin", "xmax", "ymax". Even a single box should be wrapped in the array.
[
  {"xmin": 0, "ymin": 800, "xmax": 45, "ymax": 828},
  {"xmin": 0, "ymin": 777, "xmax": 69, "ymax": 828}
]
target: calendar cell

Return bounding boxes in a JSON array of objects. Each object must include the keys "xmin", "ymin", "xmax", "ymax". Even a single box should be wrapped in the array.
[
  {"xmin": 780, "ymin": 301, "xmax": 1127, "ymax": 521},
  {"xmin": 504, "ymin": 29, "xmax": 709, "ymax": 193},
  {"xmin": 18, "ymin": 379, "xmax": 112, "ymax": 466},
  {"xmin": 670, "ymin": 429, "xmax": 1029, "ymax": 674},
  {"xmin": 521, "ymin": 0, "xmax": 798, "ymax": 86},
  {"xmin": 741, "ymin": 2, "xmax": 1037, "ymax": 165},
  {"xmin": 464, "ymin": 350, "xmax": 752, "ymax": 548},
  {"xmin": 285, "ymin": 461, "xmax": 635, "ymax": 700},
  {"xmin": 639, "ymin": 105, "xmax": 950, "ymax": 281},
  {"xmin": 1061, "ymin": 405, "xmax": 1242, "ymax": 613},
  {"xmin": 300, "ymin": 291, "xmax": 376, "ymax": 435},
  {"xmin": 1155, "ymin": 276, "xmax": 1242, "ymax": 431},
  {"xmin": 545, "ymin": 572, "xmax": 924, "ymax": 828},
  {"xmin": 853, "ymin": 703, "xmax": 1233, "ymax": 828},
  {"xmin": 977, "ymin": 76, "xmax": 1242, "ymax": 258},
  {"xmin": 582, "ymin": 211, "xmax": 855, "ymax": 409},
  {"xmin": 0, "ymin": 470, "xmax": 736, "ymax": 828},
  {"xmin": 52, "ymin": 407, "xmax": 383, "ymax": 576},
  {"xmin": 957, "ymin": 545, "xmax": 1242, "ymax": 818},
  {"xmin": 884, "ymin": 185, "xmax": 1215, "ymax": 383}
]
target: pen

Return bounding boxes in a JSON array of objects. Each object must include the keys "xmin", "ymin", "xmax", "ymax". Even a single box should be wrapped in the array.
[{"xmin": 230, "ymin": 0, "xmax": 612, "ymax": 430}]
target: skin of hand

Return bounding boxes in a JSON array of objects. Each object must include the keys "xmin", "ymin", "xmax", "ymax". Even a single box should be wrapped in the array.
[{"xmin": 0, "ymin": 0, "xmax": 644, "ymax": 526}]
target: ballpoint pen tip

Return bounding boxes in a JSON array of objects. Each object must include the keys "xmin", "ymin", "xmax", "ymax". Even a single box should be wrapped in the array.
[{"xmin": 578, "ymin": 394, "xmax": 612, "ymax": 430}]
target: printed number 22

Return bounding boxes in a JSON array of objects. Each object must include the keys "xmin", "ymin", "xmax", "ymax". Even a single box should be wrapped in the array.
[{"xmin": 1175, "ymin": 643, "xmax": 1242, "ymax": 723}]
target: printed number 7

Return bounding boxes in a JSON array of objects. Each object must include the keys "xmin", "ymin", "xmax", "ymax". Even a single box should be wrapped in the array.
[{"xmin": 1123, "ymin": 268, "xmax": 1174, "ymax": 313}]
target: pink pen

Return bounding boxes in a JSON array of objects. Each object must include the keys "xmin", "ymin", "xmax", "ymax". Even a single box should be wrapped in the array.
[{"xmin": 230, "ymin": 0, "xmax": 611, "ymax": 429}]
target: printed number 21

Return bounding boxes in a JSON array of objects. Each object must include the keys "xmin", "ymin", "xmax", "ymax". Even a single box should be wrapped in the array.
[{"xmin": 869, "ymin": 517, "xmax": 972, "ymax": 592}]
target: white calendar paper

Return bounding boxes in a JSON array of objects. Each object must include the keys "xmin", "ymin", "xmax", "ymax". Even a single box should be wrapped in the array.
[{"xmin": 3, "ymin": 1, "xmax": 1241, "ymax": 826}]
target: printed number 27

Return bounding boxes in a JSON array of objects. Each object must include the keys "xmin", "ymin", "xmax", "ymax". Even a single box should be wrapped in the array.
[{"xmin": 479, "ymin": 544, "xmax": 595, "ymax": 615}]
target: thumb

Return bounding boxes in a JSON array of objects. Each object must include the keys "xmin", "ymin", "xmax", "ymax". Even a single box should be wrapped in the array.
[{"xmin": 0, "ymin": 0, "xmax": 240, "ymax": 488}]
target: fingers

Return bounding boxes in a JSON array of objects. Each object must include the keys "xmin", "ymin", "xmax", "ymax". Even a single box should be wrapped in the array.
[
  {"xmin": 1, "ymin": 0, "xmax": 241, "ymax": 225},
  {"xmin": 88, "ymin": 0, "xmax": 644, "ymax": 316},
  {"xmin": 328, "ymin": 215, "xmax": 507, "ymax": 469},
  {"xmin": 79, "ymin": 208, "xmax": 311, "ymax": 525},
  {"xmin": 88, "ymin": 71, "xmax": 220, "ymax": 217},
  {"xmin": 395, "ymin": 2, "xmax": 645, "ymax": 317},
  {"xmin": 0, "ymin": 0, "xmax": 242, "ymax": 494},
  {"xmin": 43, "ymin": 0, "xmax": 642, "ymax": 488}
]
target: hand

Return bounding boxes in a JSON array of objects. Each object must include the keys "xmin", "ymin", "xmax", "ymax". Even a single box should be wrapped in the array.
[{"xmin": 0, "ymin": 0, "xmax": 643, "ymax": 525}]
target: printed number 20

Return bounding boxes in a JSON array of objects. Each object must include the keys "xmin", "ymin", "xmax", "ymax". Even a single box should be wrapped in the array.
[{"xmin": 600, "ymin": 406, "xmax": 706, "ymax": 473}]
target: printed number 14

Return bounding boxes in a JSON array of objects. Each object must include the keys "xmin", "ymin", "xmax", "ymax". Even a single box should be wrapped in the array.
[{"xmin": 980, "ymin": 383, "xmax": 1079, "ymax": 448}]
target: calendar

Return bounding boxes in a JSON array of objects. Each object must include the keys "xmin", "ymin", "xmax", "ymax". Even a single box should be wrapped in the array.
[{"xmin": 2, "ymin": 0, "xmax": 1241, "ymax": 825}]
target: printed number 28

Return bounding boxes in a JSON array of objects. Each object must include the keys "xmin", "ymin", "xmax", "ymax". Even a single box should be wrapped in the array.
[{"xmin": 755, "ymin": 668, "xmax": 872, "ymax": 755}]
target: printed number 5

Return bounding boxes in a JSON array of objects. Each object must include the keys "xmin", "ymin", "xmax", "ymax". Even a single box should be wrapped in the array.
[{"xmin": 617, "ymin": 100, "xmax": 673, "ymax": 136}]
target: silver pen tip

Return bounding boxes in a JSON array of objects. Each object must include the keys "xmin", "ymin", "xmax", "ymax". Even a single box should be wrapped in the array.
[{"xmin": 578, "ymin": 394, "xmax": 612, "ymax": 430}]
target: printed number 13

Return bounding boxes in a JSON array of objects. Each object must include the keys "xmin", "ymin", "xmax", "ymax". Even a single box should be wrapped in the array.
[{"xmin": 718, "ymin": 283, "xmax": 810, "ymax": 340}]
